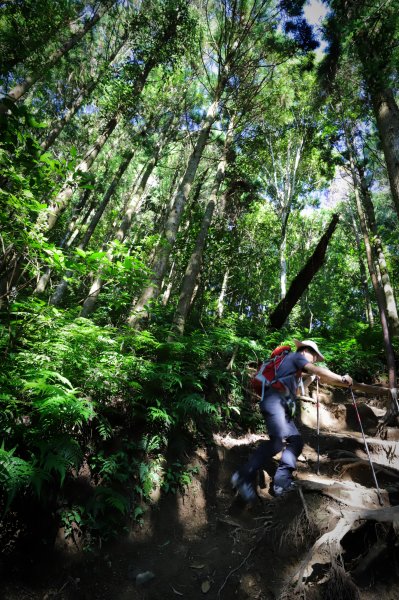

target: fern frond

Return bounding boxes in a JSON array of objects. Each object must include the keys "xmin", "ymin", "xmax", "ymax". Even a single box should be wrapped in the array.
[
  {"xmin": 0, "ymin": 446, "xmax": 46, "ymax": 507},
  {"xmin": 176, "ymin": 394, "xmax": 217, "ymax": 416},
  {"xmin": 147, "ymin": 406, "xmax": 174, "ymax": 426},
  {"xmin": 96, "ymin": 417, "xmax": 113, "ymax": 441},
  {"xmin": 35, "ymin": 436, "xmax": 83, "ymax": 485},
  {"xmin": 89, "ymin": 486, "xmax": 130, "ymax": 515}
]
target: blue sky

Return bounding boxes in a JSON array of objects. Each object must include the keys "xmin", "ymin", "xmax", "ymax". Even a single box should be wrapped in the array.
[{"xmin": 304, "ymin": 0, "xmax": 329, "ymax": 57}]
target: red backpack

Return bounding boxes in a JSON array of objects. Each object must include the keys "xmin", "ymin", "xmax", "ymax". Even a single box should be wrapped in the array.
[{"xmin": 251, "ymin": 345, "xmax": 292, "ymax": 398}]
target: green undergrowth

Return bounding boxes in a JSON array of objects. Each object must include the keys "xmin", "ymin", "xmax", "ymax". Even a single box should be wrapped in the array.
[{"xmin": 0, "ymin": 299, "xmax": 391, "ymax": 547}]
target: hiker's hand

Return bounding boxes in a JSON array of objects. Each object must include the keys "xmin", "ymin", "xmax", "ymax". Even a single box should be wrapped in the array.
[{"xmin": 341, "ymin": 374, "xmax": 353, "ymax": 386}]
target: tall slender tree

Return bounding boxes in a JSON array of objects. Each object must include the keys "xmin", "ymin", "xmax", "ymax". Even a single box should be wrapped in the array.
[
  {"xmin": 0, "ymin": 0, "xmax": 116, "ymax": 113},
  {"xmin": 170, "ymin": 116, "xmax": 235, "ymax": 335},
  {"xmin": 128, "ymin": 0, "xmax": 307, "ymax": 326}
]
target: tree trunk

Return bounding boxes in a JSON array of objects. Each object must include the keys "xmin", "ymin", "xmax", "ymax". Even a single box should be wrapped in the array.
[
  {"xmin": 269, "ymin": 214, "xmax": 339, "ymax": 329},
  {"xmin": 38, "ymin": 115, "xmax": 119, "ymax": 232},
  {"xmin": 217, "ymin": 269, "xmax": 229, "ymax": 319},
  {"xmin": 0, "ymin": 1, "xmax": 114, "ymax": 113},
  {"xmin": 161, "ymin": 261, "xmax": 176, "ymax": 306},
  {"xmin": 62, "ymin": 188, "xmax": 94, "ymax": 246},
  {"xmin": 357, "ymin": 166, "xmax": 399, "ymax": 335},
  {"xmin": 170, "ymin": 201, "xmax": 216, "ymax": 335},
  {"xmin": 371, "ymin": 87, "xmax": 399, "ymax": 220},
  {"xmin": 50, "ymin": 151, "xmax": 134, "ymax": 305},
  {"xmin": 170, "ymin": 118, "xmax": 233, "ymax": 335},
  {"xmin": 350, "ymin": 212, "xmax": 374, "ymax": 327},
  {"xmin": 352, "ymin": 183, "xmax": 398, "ymax": 418},
  {"xmin": 280, "ymin": 212, "xmax": 289, "ymax": 300},
  {"xmin": 80, "ymin": 145, "xmax": 161, "ymax": 317},
  {"xmin": 343, "ymin": 105, "xmax": 399, "ymax": 415},
  {"xmin": 128, "ymin": 94, "xmax": 222, "ymax": 327},
  {"xmin": 40, "ymin": 40, "xmax": 125, "ymax": 151},
  {"xmin": 34, "ymin": 187, "xmax": 93, "ymax": 294},
  {"xmin": 344, "ymin": 127, "xmax": 399, "ymax": 336},
  {"xmin": 38, "ymin": 54, "xmax": 154, "ymax": 233},
  {"xmin": 0, "ymin": 0, "xmax": 114, "ymax": 114}
]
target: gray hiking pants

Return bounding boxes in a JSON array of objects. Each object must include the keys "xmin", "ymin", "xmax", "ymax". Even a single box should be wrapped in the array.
[{"xmin": 238, "ymin": 390, "xmax": 303, "ymax": 490}]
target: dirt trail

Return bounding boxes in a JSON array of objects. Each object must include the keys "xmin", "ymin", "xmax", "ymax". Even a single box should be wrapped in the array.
[{"xmin": 2, "ymin": 391, "xmax": 399, "ymax": 600}]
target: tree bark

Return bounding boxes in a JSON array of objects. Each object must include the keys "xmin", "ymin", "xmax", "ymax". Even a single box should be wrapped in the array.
[
  {"xmin": 352, "ymin": 182, "xmax": 398, "ymax": 417},
  {"xmin": 170, "ymin": 118, "xmax": 234, "ymax": 335},
  {"xmin": 358, "ymin": 169, "xmax": 399, "ymax": 335},
  {"xmin": 266, "ymin": 134, "xmax": 304, "ymax": 300},
  {"xmin": 0, "ymin": 1, "xmax": 115, "ymax": 113},
  {"xmin": 269, "ymin": 214, "xmax": 339, "ymax": 329},
  {"xmin": 344, "ymin": 129, "xmax": 399, "ymax": 336},
  {"xmin": 350, "ymin": 212, "xmax": 374, "ymax": 327},
  {"xmin": 371, "ymin": 87, "xmax": 399, "ymax": 221},
  {"xmin": 38, "ymin": 115, "xmax": 119, "ymax": 232},
  {"xmin": 161, "ymin": 261, "xmax": 176, "ymax": 306},
  {"xmin": 40, "ymin": 39, "xmax": 125, "ymax": 151},
  {"xmin": 128, "ymin": 93, "xmax": 223, "ymax": 327},
  {"xmin": 280, "ymin": 212, "xmax": 289, "ymax": 300},
  {"xmin": 50, "ymin": 151, "xmax": 134, "ymax": 305},
  {"xmin": 38, "ymin": 54, "xmax": 154, "ymax": 234},
  {"xmin": 80, "ymin": 144, "xmax": 162, "ymax": 317},
  {"xmin": 217, "ymin": 268, "xmax": 230, "ymax": 319},
  {"xmin": 34, "ymin": 187, "xmax": 93, "ymax": 294}
]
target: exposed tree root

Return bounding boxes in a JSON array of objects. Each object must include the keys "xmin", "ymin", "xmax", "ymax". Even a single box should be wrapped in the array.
[
  {"xmin": 331, "ymin": 458, "xmax": 399, "ymax": 480},
  {"xmin": 299, "ymin": 478, "xmax": 384, "ymax": 508},
  {"xmin": 329, "ymin": 445, "xmax": 399, "ymax": 470},
  {"xmin": 293, "ymin": 505, "xmax": 399, "ymax": 589},
  {"xmin": 278, "ymin": 584, "xmax": 307, "ymax": 599},
  {"xmin": 321, "ymin": 429, "xmax": 399, "ymax": 453},
  {"xmin": 275, "ymin": 507, "xmax": 319, "ymax": 551}
]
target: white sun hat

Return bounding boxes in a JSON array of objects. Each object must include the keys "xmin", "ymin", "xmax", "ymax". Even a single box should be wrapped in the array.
[{"xmin": 293, "ymin": 339, "xmax": 325, "ymax": 362}]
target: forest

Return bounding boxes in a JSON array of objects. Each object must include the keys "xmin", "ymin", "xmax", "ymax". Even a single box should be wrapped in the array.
[{"xmin": 1, "ymin": 0, "xmax": 399, "ymax": 599}]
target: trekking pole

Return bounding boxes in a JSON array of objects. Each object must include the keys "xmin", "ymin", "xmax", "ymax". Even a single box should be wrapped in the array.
[
  {"xmin": 316, "ymin": 377, "xmax": 320, "ymax": 475},
  {"xmin": 348, "ymin": 386, "xmax": 384, "ymax": 506}
]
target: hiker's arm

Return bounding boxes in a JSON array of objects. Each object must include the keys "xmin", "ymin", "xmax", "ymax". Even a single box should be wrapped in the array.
[{"xmin": 303, "ymin": 363, "xmax": 353, "ymax": 386}]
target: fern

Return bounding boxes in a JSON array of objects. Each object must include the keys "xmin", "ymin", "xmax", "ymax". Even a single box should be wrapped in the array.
[
  {"xmin": 89, "ymin": 486, "xmax": 130, "ymax": 516},
  {"xmin": 96, "ymin": 417, "xmax": 113, "ymax": 441},
  {"xmin": 176, "ymin": 393, "xmax": 217, "ymax": 417},
  {"xmin": 0, "ymin": 445, "xmax": 45, "ymax": 507},
  {"xmin": 23, "ymin": 369, "xmax": 95, "ymax": 430},
  {"xmin": 35, "ymin": 436, "xmax": 83, "ymax": 485},
  {"xmin": 28, "ymin": 369, "xmax": 74, "ymax": 389},
  {"xmin": 147, "ymin": 405, "xmax": 174, "ymax": 426},
  {"xmin": 138, "ymin": 434, "xmax": 164, "ymax": 453}
]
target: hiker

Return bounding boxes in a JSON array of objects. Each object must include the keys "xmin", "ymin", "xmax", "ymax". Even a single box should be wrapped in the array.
[{"xmin": 232, "ymin": 339, "xmax": 353, "ymax": 501}]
